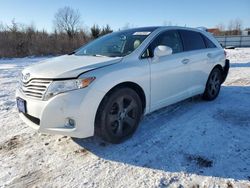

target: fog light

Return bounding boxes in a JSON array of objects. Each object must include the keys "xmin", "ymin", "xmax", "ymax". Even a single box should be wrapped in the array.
[{"xmin": 65, "ymin": 118, "xmax": 75, "ymax": 128}]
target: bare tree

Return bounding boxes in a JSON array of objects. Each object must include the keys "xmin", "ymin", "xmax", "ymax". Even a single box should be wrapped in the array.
[
  {"xmin": 0, "ymin": 22, "xmax": 5, "ymax": 31},
  {"xmin": 235, "ymin": 18, "xmax": 243, "ymax": 35},
  {"xmin": 227, "ymin": 19, "xmax": 243, "ymax": 35},
  {"xmin": 216, "ymin": 23, "xmax": 225, "ymax": 31},
  {"xmin": 54, "ymin": 6, "xmax": 81, "ymax": 38},
  {"xmin": 227, "ymin": 20, "xmax": 234, "ymax": 35},
  {"xmin": 7, "ymin": 19, "xmax": 19, "ymax": 32}
]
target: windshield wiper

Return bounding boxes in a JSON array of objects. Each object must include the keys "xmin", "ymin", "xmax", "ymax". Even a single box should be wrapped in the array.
[
  {"xmin": 68, "ymin": 51, "xmax": 76, "ymax": 55},
  {"xmin": 92, "ymin": 54, "xmax": 108, "ymax": 57}
]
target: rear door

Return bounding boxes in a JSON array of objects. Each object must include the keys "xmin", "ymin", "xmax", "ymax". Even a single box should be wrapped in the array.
[{"xmin": 179, "ymin": 30, "xmax": 209, "ymax": 95}]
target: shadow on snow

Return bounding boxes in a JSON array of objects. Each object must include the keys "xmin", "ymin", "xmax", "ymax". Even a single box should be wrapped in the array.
[{"xmin": 73, "ymin": 85, "xmax": 250, "ymax": 181}]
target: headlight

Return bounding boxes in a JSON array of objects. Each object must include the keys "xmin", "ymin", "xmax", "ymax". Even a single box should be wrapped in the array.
[{"xmin": 44, "ymin": 77, "xmax": 95, "ymax": 100}]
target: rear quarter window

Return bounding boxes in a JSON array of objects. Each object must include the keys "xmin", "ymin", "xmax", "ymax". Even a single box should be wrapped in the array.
[
  {"xmin": 202, "ymin": 35, "xmax": 217, "ymax": 48},
  {"xmin": 179, "ymin": 30, "xmax": 206, "ymax": 51}
]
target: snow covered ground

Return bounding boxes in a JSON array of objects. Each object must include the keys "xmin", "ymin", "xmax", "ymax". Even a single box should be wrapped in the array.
[{"xmin": 0, "ymin": 49, "xmax": 250, "ymax": 187}]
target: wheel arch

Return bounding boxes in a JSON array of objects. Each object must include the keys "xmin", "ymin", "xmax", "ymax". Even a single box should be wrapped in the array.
[
  {"xmin": 213, "ymin": 64, "xmax": 223, "ymax": 73},
  {"xmin": 98, "ymin": 81, "xmax": 146, "ymax": 114},
  {"xmin": 203, "ymin": 64, "xmax": 223, "ymax": 101},
  {"xmin": 211, "ymin": 64, "xmax": 224, "ymax": 83},
  {"xmin": 94, "ymin": 81, "xmax": 147, "ymax": 136}
]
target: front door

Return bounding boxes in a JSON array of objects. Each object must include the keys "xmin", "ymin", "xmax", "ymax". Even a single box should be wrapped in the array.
[{"xmin": 144, "ymin": 30, "xmax": 191, "ymax": 111}]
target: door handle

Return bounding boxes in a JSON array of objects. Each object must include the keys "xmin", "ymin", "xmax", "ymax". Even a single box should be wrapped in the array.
[
  {"xmin": 207, "ymin": 53, "xmax": 212, "ymax": 58},
  {"xmin": 181, "ymin": 58, "xmax": 190, "ymax": 64}
]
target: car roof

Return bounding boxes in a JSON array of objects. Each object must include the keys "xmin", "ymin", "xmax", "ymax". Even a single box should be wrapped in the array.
[
  {"xmin": 119, "ymin": 26, "xmax": 160, "ymax": 33},
  {"xmin": 118, "ymin": 26, "xmax": 221, "ymax": 48},
  {"xmin": 121, "ymin": 26, "xmax": 205, "ymax": 33}
]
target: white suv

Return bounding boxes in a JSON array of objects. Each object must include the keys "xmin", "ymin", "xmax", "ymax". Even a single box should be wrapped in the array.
[{"xmin": 16, "ymin": 26, "xmax": 229, "ymax": 143}]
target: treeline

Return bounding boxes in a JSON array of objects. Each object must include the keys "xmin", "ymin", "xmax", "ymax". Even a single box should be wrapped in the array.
[
  {"xmin": 0, "ymin": 7, "xmax": 113, "ymax": 58},
  {"xmin": 0, "ymin": 22, "xmax": 112, "ymax": 58},
  {"xmin": 1, "ymin": 6, "xmax": 248, "ymax": 57},
  {"xmin": 0, "ymin": 23, "xmax": 112, "ymax": 58}
]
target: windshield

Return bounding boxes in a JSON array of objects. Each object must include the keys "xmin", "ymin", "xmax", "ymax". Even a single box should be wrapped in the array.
[{"xmin": 75, "ymin": 28, "xmax": 157, "ymax": 57}]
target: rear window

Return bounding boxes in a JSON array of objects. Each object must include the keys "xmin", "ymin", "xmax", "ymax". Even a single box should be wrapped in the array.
[
  {"xmin": 179, "ymin": 30, "xmax": 206, "ymax": 51},
  {"xmin": 202, "ymin": 35, "xmax": 216, "ymax": 48}
]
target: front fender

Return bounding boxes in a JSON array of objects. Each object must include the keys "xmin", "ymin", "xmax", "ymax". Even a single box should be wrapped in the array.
[{"xmin": 84, "ymin": 61, "xmax": 151, "ymax": 114}]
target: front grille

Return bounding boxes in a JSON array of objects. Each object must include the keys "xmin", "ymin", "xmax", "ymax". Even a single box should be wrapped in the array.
[{"xmin": 20, "ymin": 79, "xmax": 52, "ymax": 100}]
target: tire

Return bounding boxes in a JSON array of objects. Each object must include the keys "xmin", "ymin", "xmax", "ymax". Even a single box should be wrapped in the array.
[
  {"xmin": 95, "ymin": 87, "xmax": 142, "ymax": 144},
  {"xmin": 203, "ymin": 67, "xmax": 222, "ymax": 101}
]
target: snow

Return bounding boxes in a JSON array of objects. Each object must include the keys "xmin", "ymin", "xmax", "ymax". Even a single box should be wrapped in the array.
[{"xmin": 0, "ymin": 50, "xmax": 250, "ymax": 187}]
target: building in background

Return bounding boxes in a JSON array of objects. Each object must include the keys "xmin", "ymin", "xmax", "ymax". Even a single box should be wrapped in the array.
[
  {"xmin": 242, "ymin": 29, "xmax": 250, "ymax": 36},
  {"xmin": 207, "ymin": 28, "xmax": 221, "ymax": 35}
]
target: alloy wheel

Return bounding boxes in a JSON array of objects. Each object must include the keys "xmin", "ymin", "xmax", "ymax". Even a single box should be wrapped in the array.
[
  {"xmin": 107, "ymin": 95, "xmax": 138, "ymax": 137},
  {"xmin": 208, "ymin": 70, "xmax": 221, "ymax": 97}
]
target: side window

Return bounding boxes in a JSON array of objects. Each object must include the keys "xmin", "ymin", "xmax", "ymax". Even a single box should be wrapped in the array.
[
  {"xmin": 202, "ymin": 35, "xmax": 216, "ymax": 48},
  {"xmin": 142, "ymin": 30, "xmax": 183, "ymax": 58},
  {"xmin": 179, "ymin": 30, "xmax": 206, "ymax": 51}
]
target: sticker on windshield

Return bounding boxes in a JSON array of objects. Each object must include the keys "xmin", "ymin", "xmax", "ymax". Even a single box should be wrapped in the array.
[{"xmin": 133, "ymin": 31, "xmax": 151, "ymax": 36}]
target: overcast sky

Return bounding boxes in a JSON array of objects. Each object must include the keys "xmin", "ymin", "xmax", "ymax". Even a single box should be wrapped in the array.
[{"xmin": 0, "ymin": 0, "xmax": 249, "ymax": 31}]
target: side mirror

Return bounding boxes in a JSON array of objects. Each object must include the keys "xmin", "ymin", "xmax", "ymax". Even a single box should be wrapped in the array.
[{"xmin": 154, "ymin": 45, "xmax": 173, "ymax": 57}]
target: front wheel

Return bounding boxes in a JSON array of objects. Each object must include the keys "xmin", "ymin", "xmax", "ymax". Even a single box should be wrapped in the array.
[
  {"xmin": 95, "ymin": 88, "xmax": 142, "ymax": 144},
  {"xmin": 203, "ymin": 68, "xmax": 222, "ymax": 101}
]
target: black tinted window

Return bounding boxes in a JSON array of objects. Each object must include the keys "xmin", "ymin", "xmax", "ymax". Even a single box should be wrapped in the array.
[
  {"xmin": 143, "ymin": 30, "xmax": 183, "ymax": 57},
  {"xmin": 202, "ymin": 35, "xmax": 216, "ymax": 48},
  {"xmin": 179, "ymin": 30, "xmax": 206, "ymax": 51}
]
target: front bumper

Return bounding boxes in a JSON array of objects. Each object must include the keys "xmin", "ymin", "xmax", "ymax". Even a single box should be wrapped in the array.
[{"xmin": 16, "ymin": 87, "xmax": 105, "ymax": 138}]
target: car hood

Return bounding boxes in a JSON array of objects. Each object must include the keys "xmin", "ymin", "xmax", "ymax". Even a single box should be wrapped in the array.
[{"xmin": 22, "ymin": 55, "xmax": 123, "ymax": 80}]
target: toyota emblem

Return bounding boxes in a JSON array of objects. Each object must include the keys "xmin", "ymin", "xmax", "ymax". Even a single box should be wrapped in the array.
[{"xmin": 23, "ymin": 73, "xmax": 30, "ymax": 81}]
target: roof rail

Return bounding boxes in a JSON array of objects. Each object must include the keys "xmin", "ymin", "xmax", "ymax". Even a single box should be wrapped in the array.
[{"xmin": 196, "ymin": 27, "xmax": 208, "ymax": 31}]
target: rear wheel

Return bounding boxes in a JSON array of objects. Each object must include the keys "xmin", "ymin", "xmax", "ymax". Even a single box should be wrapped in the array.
[
  {"xmin": 95, "ymin": 88, "xmax": 142, "ymax": 144},
  {"xmin": 203, "ymin": 68, "xmax": 222, "ymax": 101}
]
